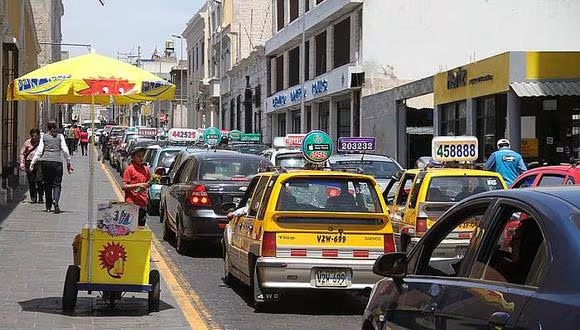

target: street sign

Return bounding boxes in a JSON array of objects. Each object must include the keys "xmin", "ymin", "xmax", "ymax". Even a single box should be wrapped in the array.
[
  {"xmin": 432, "ymin": 136, "xmax": 478, "ymax": 162},
  {"xmin": 138, "ymin": 127, "xmax": 157, "ymax": 137},
  {"xmin": 301, "ymin": 130, "xmax": 333, "ymax": 164},
  {"xmin": 203, "ymin": 127, "xmax": 222, "ymax": 147},
  {"xmin": 229, "ymin": 130, "xmax": 242, "ymax": 141},
  {"xmin": 168, "ymin": 128, "xmax": 197, "ymax": 142},
  {"xmin": 337, "ymin": 137, "xmax": 376, "ymax": 152}
]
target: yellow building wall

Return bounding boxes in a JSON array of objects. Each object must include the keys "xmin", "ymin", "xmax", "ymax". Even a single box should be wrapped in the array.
[
  {"xmin": 526, "ymin": 52, "xmax": 580, "ymax": 80},
  {"xmin": 222, "ymin": 0, "xmax": 234, "ymax": 28},
  {"xmin": 434, "ymin": 53, "xmax": 510, "ymax": 105}
]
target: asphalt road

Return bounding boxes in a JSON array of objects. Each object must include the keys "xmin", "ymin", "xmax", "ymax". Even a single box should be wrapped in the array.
[{"xmin": 106, "ymin": 162, "xmax": 367, "ymax": 330}]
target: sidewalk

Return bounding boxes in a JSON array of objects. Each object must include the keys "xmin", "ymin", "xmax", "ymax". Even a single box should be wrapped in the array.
[{"xmin": 0, "ymin": 151, "xmax": 191, "ymax": 329}]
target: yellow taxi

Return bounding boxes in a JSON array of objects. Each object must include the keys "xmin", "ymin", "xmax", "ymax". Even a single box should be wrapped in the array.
[
  {"xmin": 383, "ymin": 136, "xmax": 507, "ymax": 256},
  {"xmin": 222, "ymin": 130, "xmax": 395, "ymax": 309}
]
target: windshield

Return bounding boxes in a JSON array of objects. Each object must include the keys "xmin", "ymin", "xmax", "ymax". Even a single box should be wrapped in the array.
[
  {"xmin": 158, "ymin": 150, "xmax": 179, "ymax": 168},
  {"xmin": 143, "ymin": 149, "xmax": 157, "ymax": 165},
  {"xmin": 332, "ymin": 160, "xmax": 400, "ymax": 179},
  {"xmin": 199, "ymin": 158, "xmax": 263, "ymax": 181},
  {"xmin": 427, "ymin": 176, "xmax": 503, "ymax": 202},
  {"xmin": 125, "ymin": 134, "xmax": 138, "ymax": 143},
  {"xmin": 276, "ymin": 177, "xmax": 382, "ymax": 213},
  {"xmin": 276, "ymin": 153, "xmax": 305, "ymax": 168}
]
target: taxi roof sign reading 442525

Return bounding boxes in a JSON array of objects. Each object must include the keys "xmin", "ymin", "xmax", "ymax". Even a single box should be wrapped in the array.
[
  {"xmin": 168, "ymin": 128, "xmax": 198, "ymax": 142},
  {"xmin": 432, "ymin": 136, "xmax": 479, "ymax": 163},
  {"xmin": 301, "ymin": 130, "xmax": 333, "ymax": 164}
]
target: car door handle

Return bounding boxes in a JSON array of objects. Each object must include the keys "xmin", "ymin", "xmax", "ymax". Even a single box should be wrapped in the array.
[{"xmin": 489, "ymin": 311, "xmax": 510, "ymax": 329}]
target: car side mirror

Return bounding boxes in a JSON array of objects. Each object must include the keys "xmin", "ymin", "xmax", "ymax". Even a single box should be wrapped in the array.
[
  {"xmin": 154, "ymin": 167, "xmax": 166, "ymax": 176},
  {"xmin": 160, "ymin": 176, "xmax": 171, "ymax": 186},
  {"xmin": 373, "ymin": 252, "xmax": 408, "ymax": 278},
  {"xmin": 220, "ymin": 202, "xmax": 237, "ymax": 214}
]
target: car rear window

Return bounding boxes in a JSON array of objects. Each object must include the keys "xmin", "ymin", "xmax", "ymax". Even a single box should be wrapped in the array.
[
  {"xmin": 199, "ymin": 158, "xmax": 263, "ymax": 181},
  {"xmin": 332, "ymin": 160, "xmax": 400, "ymax": 179},
  {"xmin": 276, "ymin": 177, "xmax": 382, "ymax": 213},
  {"xmin": 158, "ymin": 150, "xmax": 179, "ymax": 168},
  {"xmin": 275, "ymin": 153, "xmax": 305, "ymax": 168},
  {"xmin": 427, "ymin": 176, "xmax": 503, "ymax": 202}
]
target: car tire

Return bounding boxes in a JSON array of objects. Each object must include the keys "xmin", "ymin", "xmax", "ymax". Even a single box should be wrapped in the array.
[
  {"xmin": 162, "ymin": 210, "xmax": 173, "ymax": 242},
  {"xmin": 175, "ymin": 216, "xmax": 188, "ymax": 255},
  {"xmin": 159, "ymin": 203, "xmax": 165, "ymax": 223},
  {"xmin": 148, "ymin": 270, "xmax": 161, "ymax": 312},
  {"xmin": 147, "ymin": 202, "xmax": 158, "ymax": 216},
  {"xmin": 222, "ymin": 240, "xmax": 232, "ymax": 285},
  {"xmin": 62, "ymin": 265, "xmax": 80, "ymax": 312}
]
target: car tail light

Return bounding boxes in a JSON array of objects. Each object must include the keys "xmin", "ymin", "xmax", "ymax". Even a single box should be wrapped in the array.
[
  {"xmin": 188, "ymin": 184, "xmax": 211, "ymax": 206},
  {"xmin": 384, "ymin": 234, "xmax": 396, "ymax": 253},
  {"xmin": 261, "ymin": 232, "xmax": 277, "ymax": 257},
  {"xmin": 416, "ymin": 217, "xmax": 428, "ymax": 236}
]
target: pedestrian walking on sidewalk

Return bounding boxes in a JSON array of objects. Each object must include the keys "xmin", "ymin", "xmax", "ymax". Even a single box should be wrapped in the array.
[
  {"xmin": 19, "ymin": 128, "xmax": 44, "ymax": 204},
  {"xmin": 65, "ymin": 125, "xmax": 76, "ymax": 156},
  {"xmin": 74, "ymin": 124, "xmax": 81, "ymax": 153},
  {"xmin": 80, "ymin": 128, "xmax": 89, "ymax": 156},
  {"xmin": 30, "ymin": 121, "xmax": 74, "ymax": 214},
  {"xmin": 121, "ymin": 146, "xmax": 150, "ymax": 226},
  {"xmin": 485, "ymin": 138, "xmax": 527, "ymax": 187}
]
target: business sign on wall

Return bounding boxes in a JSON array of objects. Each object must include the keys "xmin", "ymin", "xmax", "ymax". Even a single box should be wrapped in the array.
[{"xmin": 265, "ymin": 65, "xmax": 361, "ymax": 114}]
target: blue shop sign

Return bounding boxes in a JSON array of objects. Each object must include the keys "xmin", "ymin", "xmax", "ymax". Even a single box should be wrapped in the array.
[
  {"xmin": 311, "ymin": 79, "xmax": 328, "ymax": 96},
  {"xmin": 272, "ymin": 94, "xmax": 287, "ymax": 108}
]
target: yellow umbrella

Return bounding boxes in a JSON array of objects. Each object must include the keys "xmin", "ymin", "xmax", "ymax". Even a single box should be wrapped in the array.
[{"xmin": 8, "ymin": 52, "xmax": 175, "ymax": 104}]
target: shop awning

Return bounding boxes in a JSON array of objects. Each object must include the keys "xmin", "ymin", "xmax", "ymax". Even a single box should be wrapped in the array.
[{"xmin": 511, "ymin": 81, "xmax": 580, "ymax": 97}]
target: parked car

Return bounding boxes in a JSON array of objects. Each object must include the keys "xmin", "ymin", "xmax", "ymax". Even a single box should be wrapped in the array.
[
  {"xmin": 145, "ymin": 145, "xmax": 187, "ymax": 215},
  {"xmin": 511, "ymin": 162, "xmax": 580, "ymax": 188},
  {"xmin": 160, "ymin": 151, "xmax": 271, "ymax": 254},
  {"xmin": 329, "ymin": 153, "xmax": 403, "ymax": 192},
  {"xmin": 119, "ymin": 138, "xmax": 163, "ymax": 175},
  {"xmin": 363, "ymin": 187, "xmax": 580, "ymax": 330}
]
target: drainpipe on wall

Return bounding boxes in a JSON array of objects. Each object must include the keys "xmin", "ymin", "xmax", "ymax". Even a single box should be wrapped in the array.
[{"xmin": 17, "ymin": 0, "xmax": 27, "ymax": 186}]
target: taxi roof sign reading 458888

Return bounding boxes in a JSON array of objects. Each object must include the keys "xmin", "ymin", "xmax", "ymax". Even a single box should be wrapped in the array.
[{"xmin": 432, "ymin": 136, "xmax": 478, "ymax": 163}]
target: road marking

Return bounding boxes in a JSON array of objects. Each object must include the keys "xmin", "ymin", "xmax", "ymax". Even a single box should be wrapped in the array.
[{"xmin": 100, "ymin": 160, "xmax": 218, "ymax": 329}]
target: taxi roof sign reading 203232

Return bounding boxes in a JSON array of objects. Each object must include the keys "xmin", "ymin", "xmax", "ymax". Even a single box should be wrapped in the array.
[
  {"xmin": 432, "ymin": 136, "xmax": 479, "ymax": 163},
  {"xmin": 203, "ymin": 127, "xmax": 223, "ymax": 147},
  {"xmin": 301, "ymin": 130, "xmax": 333, "ymax": 164},
  {"xmin": 337, "ymin": 137, "xmax": 376, "ymax": 152}
]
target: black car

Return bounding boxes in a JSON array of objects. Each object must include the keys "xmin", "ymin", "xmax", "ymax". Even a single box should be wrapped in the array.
[
  {"xmin": 363, "ymin": 187, "xmax": 580, "ymax": 330},
  {"xmin": 160, "ymin": 151, "xmax": 271, "ymax": 254}
]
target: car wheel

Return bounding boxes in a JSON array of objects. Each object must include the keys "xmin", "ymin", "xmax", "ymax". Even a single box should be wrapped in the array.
[
  {"xmin": 162, "ymin": 210, "xmax": 173, "ymax": 242},
  {"xmin": 148, "ymin": 270, "xmax": 161, "ymax": 312},
  {"xmin": 159, "ymin": 203, "xmax": 165, "ymax": 223},
  {"xmin": 175, "ymin": 216, "xmax": 188, "ymax": 255},
  {"xmin": 222, "ymin": 240, "xmax": 232, "ymax": 285}
]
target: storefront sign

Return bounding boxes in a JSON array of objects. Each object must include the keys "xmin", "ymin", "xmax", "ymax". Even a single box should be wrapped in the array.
[
  {"xmin": 338, "ymin": 137, "xmax": 376, "ymax": 152},
  {"xmin": 203, "ymin": 127, "xmax": 222, "ymax": 147},
  {"xmin": 447, "ymin": 68, "xmax": 467, "ymax": 89},
  {"xmin": 311, "ymin": 79, "xmax": 328, "ymax": 95},
  {"xmin": 469, "ymin": 74, "xmax": 493, "ymax": 85},
  {"xmin": 520, "ymin": 139, "xmax": 539, "ymax": 158},
  {"xmin": 432, "ymin": 136, "xmax": 478, "ymax": 162},
  {"xmin": 301, "ymin": 130, "xmax": 333, "ymax": 164},
  {"xmin": 272, "ymin": 95, "xmax": 287, "ymax": 108},
  {"xmin": 289, "ymin": 88, "xmax": 306, "ymax": 102}
]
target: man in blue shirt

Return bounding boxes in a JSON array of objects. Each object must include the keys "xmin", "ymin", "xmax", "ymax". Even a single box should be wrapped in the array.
[{"xmin": 485, "ymin": 139, "xmax": 527, "ymax": 187}]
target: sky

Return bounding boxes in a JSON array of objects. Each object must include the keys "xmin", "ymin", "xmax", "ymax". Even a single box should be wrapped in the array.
[{"xmin": 62, "ymin": 0, "xmax": 204, "ymax": 60}]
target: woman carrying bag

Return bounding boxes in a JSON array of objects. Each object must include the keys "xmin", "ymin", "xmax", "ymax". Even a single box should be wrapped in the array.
[{"xmin": 30, "ymin": 121, "xmax": 74, "ymax": 214}]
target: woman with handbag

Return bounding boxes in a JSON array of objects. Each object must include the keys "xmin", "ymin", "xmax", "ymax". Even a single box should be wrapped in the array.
[{"xmin": 30, "ymin": 121, "xmax": 74, "ymax": 214}]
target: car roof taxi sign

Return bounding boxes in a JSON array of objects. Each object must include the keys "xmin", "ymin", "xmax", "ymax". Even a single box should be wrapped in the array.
[
  {"xmin": 301, "ymin": 130, "xmax": 333, "ymax": 164},
  {"xmin": 203, "ymin": 127, "xmax": 222, "ymax": 147},
  {"xmin": 432, "ymin": 136, "xmax": 478, "ymax": 163}
]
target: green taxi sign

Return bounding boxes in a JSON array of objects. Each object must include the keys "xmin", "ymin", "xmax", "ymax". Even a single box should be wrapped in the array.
[
  {"xmin": 229, "ymin": 130, "xmax": 242, "ymax": 141},
  {"xmin": 301, "ymin": 130, "xmax": 333, "ymax": 164},
  {"xmin": 203, "ymin": 127, "xmax": 222, "ymax": 146},
  {"xmin": 240, "ymin": 133, "xmax": 261, "ymax": 143}
]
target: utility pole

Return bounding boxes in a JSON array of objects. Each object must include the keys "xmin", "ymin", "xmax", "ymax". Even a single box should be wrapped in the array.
[{"xmin": 172, "ymin": 34, "xmax": 185, "ymax": 128}]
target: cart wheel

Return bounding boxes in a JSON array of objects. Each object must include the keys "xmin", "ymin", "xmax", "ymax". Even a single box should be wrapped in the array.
[
  {"xmin": 148, "ymin": 270, "xmax": 161, "ymax": 312},
  {"xmin": 62, "ymin": 265, "xmax": 80, "ymax": 312}
]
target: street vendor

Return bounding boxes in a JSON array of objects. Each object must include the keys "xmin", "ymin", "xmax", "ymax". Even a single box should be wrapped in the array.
[{"xmin": 121, "ymin": 146, "xmax": 150, "ymax": 226}]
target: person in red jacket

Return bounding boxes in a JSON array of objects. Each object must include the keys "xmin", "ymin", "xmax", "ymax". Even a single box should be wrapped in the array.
[
  {"xmin": 73, "ymin": 124, "xmax": 81, "ymax": 152},
  {"xmin": 121, "ymin": 146, "xmax": 150, "ymax": 226},
  {"xmin": 79, "ymin": 128, "xmax": 89, "ymax": 156}
]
